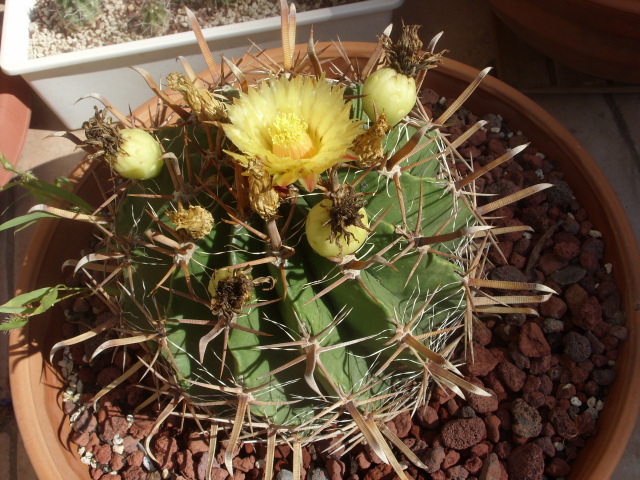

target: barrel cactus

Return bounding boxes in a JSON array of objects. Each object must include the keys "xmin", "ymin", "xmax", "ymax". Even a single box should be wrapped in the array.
[
  {"xmin": 54, "ymin": 0, "xmax": 102, "ymax": 31},
  {"xmin": 1, "ymin": 4, "xmax": 554, "ymax": 479},
  {"xmin": 133, "ymin": 1, "xmax": 171, "ymax": 36}
]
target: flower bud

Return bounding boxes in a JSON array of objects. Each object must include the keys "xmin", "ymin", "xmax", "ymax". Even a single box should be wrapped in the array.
[
  {"xmin": 351, "ymin": 113, "xmax": 390, "ymax": 168},
  {"xmin": 362, "ymin": 67, "xmax": 417, "ymax": 126},
  {"xmin": 108, "ymin": 129, "xmax": 164, "ymax": 180}
]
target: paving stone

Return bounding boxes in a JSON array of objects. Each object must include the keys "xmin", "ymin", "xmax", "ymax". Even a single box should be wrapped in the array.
[
  {"xmin": 0, "ymin": 431, "xmax": 11, "ymax": 479},
  {"xmin": 16, "ymin": 434, "xmax": 38, "ymax": 480}
]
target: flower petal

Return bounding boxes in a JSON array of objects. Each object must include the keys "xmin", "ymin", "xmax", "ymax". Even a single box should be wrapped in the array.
[{"xmin": 222, "ymin": 75, "xmax": 361, "ymax": 189}]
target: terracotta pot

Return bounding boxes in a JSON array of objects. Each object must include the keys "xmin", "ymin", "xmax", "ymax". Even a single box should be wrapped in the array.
[
  {"xmin": 9, "ymin": 42, "xmax": 640, "ymax": 480},
  {"xmin": 0, "ymin": 71, "xmax": 31, "ymax": 186},
  {"xmin": 487, "ymin": 0, "xmax": 640, "ymax": 84}
]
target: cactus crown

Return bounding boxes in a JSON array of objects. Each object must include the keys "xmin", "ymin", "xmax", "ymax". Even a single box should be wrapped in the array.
[
  {"xmin": 133, "ymin": 0, "xmax": 171, "ymax": 36},
  {"xmin": 54, "ymin": 0, "xmax": 101, "ymax": 31},
  {"xmin": 1, "ymin": 4, "xmax": 554, "ymax": 479}
]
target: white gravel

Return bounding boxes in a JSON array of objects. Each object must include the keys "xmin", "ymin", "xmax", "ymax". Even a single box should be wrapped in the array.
[{"xmin": 28, "ymin": 0, "xmax": 362, "ymax": 59}]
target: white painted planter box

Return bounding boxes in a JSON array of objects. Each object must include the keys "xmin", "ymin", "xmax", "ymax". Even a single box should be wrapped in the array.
[{"xmin": 0, "ymin": 0, "xmax": 404, "ymax": 129}]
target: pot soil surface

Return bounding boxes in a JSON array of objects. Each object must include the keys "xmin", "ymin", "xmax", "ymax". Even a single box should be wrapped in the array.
[{"xmin": 55, "ymin": 90, "xmax": 626, "ymax": 480}]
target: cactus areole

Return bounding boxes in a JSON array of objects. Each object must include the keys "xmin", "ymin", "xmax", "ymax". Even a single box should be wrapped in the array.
[{"xmin": 3, "ymin": 6, "xmax": 554, "ymax": 479}]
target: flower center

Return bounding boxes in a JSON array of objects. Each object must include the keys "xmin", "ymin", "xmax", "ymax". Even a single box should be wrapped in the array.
[{"xmin": 268, "ymin": 112, "xmax": 316, "ymax": 160}]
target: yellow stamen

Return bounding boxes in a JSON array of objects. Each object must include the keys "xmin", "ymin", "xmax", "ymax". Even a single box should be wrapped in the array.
[{"xmin": 269, "ymin": 112, "xmax": 315, "ymax": 160}]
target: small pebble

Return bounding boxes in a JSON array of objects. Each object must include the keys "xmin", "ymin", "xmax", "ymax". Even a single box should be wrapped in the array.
[
  {"xmin": 276, "ymin": 470, "xmax": 294, "ymax": 480},
  {"xmin": 311, "ymin": 468, "xmax": 331, "ymax": 480}
]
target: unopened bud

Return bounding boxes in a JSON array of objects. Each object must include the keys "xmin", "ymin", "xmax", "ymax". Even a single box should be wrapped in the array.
[{"xmin": 362, "ymin": 67, "xmax": 417, "ymax": 126}]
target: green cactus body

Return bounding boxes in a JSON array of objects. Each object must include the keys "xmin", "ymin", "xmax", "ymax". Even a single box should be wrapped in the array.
[
  {"xmin": 55, "ymin": 0, "xmax": 101, "ymax": 30},
  {"xmin": 135, "ymin": 1, "xmax": 171, "ymax": 36},
  {"xmin": 106, "ymin": 105, "xmax": 473, "ymax": 434}
]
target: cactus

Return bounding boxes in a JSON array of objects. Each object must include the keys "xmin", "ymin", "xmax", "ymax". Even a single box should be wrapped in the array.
[
  {"xmin": 1, "ymin": 4, "xmax": 554, "ymax": 479},
  {"xmin": 54, "ymin": 0, "xmax": 101, "ymax": 31},
  {"xmin": 133, "ymin": 0, "xmax": 171, "ymax": 37}
]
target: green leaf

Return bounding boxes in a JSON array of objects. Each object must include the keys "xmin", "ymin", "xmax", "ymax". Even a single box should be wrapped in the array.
[
  {"xmin": 0, "ymin": 285, "xmax": 83, "ymax": 330},
  {"xmin": 0, "ymin": 152, "xmax": 17, "ymax": 176},
  {"xmin": 31, "ymin": 287, "xmax": 60, "ymax": 315},
  {"xmin": 1, "ymin": 154, "xmax": 93, "ymax": 212},
  {"xmin": 0, "ymin": 211, "xmax": 58, "ymax": 232},
  {"xmin": 22, "ymin": 180, "xmax": 94, "ymax": 212},
  {"xmin": 0, "ymin": 316, "xmax": 28, "ymax": 331},
  {"xmin": 0, "ymin": 286, "xmax": 60, "ymax": 312}
]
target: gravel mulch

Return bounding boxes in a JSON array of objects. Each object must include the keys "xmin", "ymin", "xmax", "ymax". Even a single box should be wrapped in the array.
[{"xmin": 28, "ymin": 0, "xmax": 364, "ymax": 58}]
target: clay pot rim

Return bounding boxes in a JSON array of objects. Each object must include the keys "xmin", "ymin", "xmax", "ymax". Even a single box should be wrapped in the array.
[
  {"xmin": 586, "ymin": 0, "xmax": 640, "ymax": 15},
  {"xmin": 9, "ymin": 41, "xmax": 640, "ymax": 480},
  {"xmin": 486, "ymin": 0, "xmax": 640, "ymax": 83},
  {"xmin": 0, "ymin": 72, "xmax": 31, "ymax": 187}
]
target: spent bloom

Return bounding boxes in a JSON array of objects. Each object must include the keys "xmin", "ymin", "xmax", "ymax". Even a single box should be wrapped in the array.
[
  {"xmin": 168, "ymin": 204, "xmax": 214, "ymax": 240},
  {"xmin": 165, "ymin": 72, "xmax": 227, "ymax": 123},
  {"xmin": 351, "ymin": 112, "xmax": 390, "ymax": 168},
  {"xmin": 222, "ymin": 75, "xmax": 361, "ymax": 190}
]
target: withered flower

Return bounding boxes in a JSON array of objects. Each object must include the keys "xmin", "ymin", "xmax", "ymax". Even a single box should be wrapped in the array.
[
  {"xmin": 380, "ymin": 23, "xmax": 446, "ymax": 78},
  {"xmin": 165, "ymin": 72, "xmax": 227, "ymax": 123},
  {"xmin": 168, "ymin": 204, "xmax": 214, "ymax": 240},
  {"xmin": 245, "ymin": 159, "xmax": 281, "ymax": 220},
  {"xmin": 207, "ymin": 267, "xmax": 253, "ymax": 315},
  {"xmin": 351, "ymin": 113, "xmax": 390, "ymax": 168}
]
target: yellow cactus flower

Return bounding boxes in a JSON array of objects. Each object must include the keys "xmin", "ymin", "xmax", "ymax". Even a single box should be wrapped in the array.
[{"xmin": 222, "ymin": 75, "xmax": 361, "ymax": 191}]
